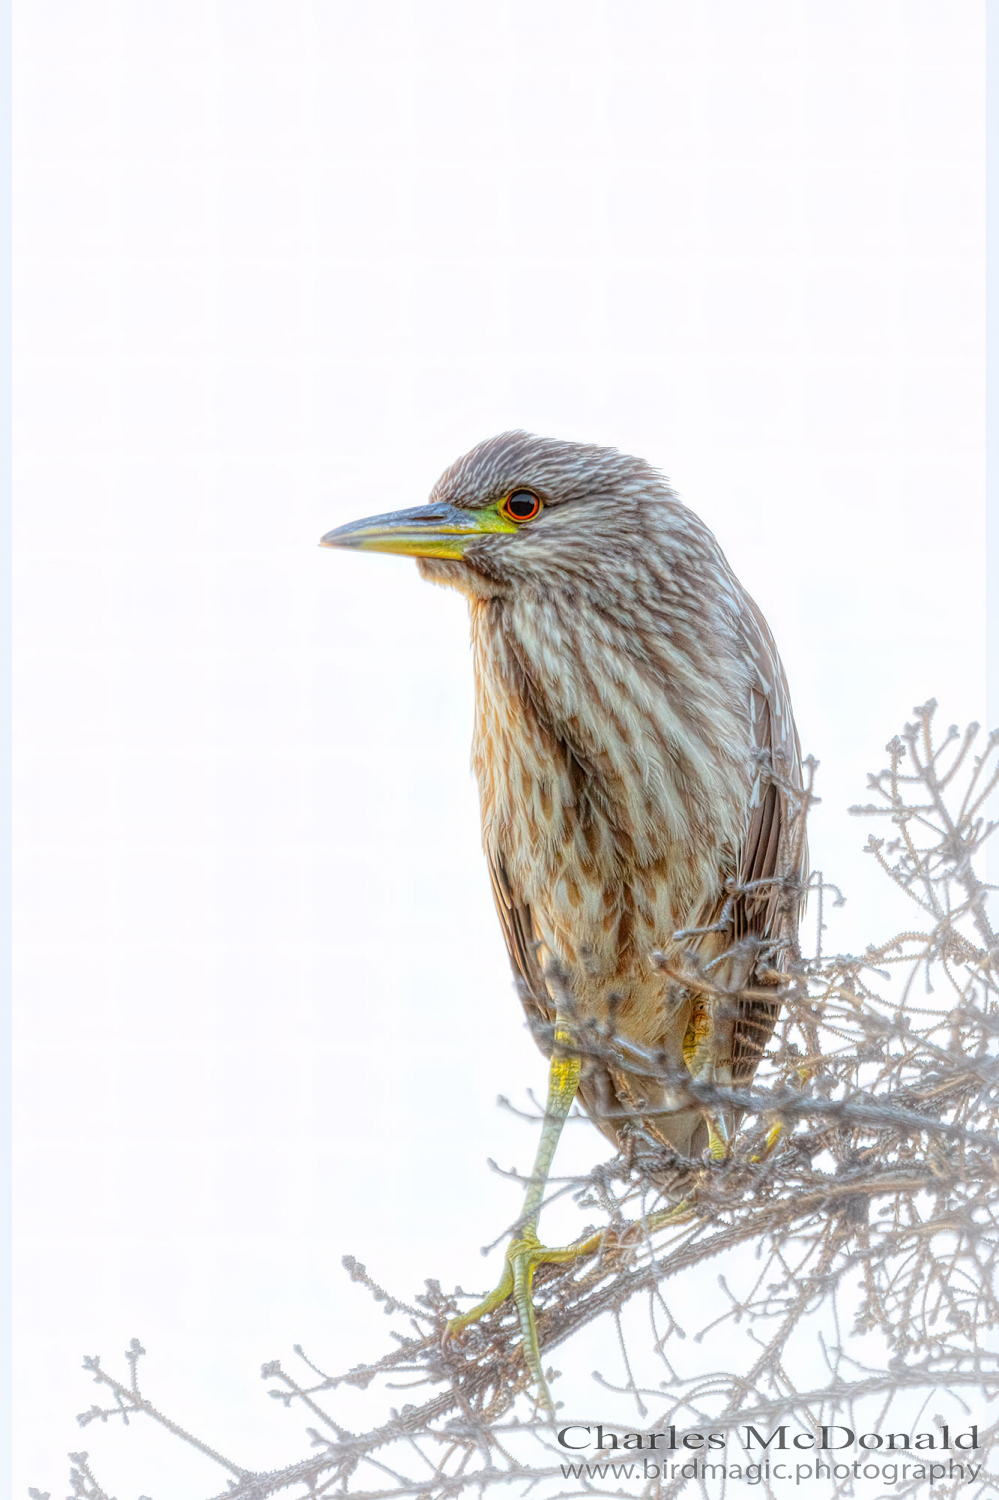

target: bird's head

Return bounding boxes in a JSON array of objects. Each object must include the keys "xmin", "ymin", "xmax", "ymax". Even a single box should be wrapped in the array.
[{"xmin": 320, "ymin": 431, "xmax": 671, "ymax": 599}]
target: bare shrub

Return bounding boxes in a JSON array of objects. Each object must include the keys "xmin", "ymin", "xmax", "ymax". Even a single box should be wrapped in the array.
[{"xmin": 41, "ymin": 702, "xmax": 999, "ymax": 1499}]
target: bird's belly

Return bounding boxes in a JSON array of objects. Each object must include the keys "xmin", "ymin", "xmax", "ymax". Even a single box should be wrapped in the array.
[
  {"xmin": 531, "ymin": 868, "xmax": 691, "ymax": 1050},
  {"xmin": 534, "ymin": 881, "xmax": 703, "ymax": 1155}
]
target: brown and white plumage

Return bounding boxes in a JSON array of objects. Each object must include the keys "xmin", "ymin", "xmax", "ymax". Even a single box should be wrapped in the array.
[
  {"xmin": 323, "ymin": 430, "xmax": 807, "ymax": 1402},
  {"xmin": 411, "ymin": 431, "xmax": 806, "ymax": 1160}
]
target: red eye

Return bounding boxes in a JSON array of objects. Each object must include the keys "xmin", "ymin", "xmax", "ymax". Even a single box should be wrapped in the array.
[{"xmin": 501, "ymin": 489, "xmax": 542, "ymax": 523}]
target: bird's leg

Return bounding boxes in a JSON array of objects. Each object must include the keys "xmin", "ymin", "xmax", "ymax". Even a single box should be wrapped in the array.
[
  {"xmin": 444, "ymin": 1012, "xmax": 601, "ymax": 1410},
  {"xmin": 682, "ymin": 996, "xmax": 730, "ymax": 1161}
]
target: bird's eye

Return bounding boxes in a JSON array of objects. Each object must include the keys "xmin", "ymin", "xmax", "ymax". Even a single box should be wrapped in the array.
[{"xmin": 500, "ymin": 489, "xmax": 542, "ymax": 523}]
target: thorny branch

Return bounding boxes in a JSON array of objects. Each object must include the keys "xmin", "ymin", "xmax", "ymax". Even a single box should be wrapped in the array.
[{"xmin": 43, "ymin": 704, "xmax": 999, "ymax": 1498}]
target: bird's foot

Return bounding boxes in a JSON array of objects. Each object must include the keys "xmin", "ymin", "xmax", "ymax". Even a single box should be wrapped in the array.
[
  {"xmin": 631, "ymin": 1196, "xmax": 695, "ymax": 1235},
  {"xmin": 682, "ymin": 997, "xmax": 732, "ymax": 1162},
  {"xmin": 706, "ymin": 1112, "xmax": 731, "ymax": 1161},
  {"xmin": 750, "ymin": 1119, "xmax": 785, "ymax": 1162},
  {"xmin": 748, "ymin": 1062, "xmax": 814, "ymax": 1160},
  {"xmin": 443, "ymin": 1226, "xmax": 604, "ymax": 1411}
]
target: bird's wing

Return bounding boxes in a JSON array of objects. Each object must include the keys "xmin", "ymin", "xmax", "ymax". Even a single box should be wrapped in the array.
[
  {"xmin": 484, "ymin": 594, "xmax": 805, "ymax": 1106},
  {"xmin": 725, "ymin": 594, "xmax": 807, "ymax": 1083},
  {"xmin": 485, "ymin": 846, "xmax": 554, "ymax": 1039}
]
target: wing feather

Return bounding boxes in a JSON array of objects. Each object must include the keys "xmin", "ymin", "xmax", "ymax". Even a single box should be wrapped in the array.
[
  {"xmin": 727, "ymin": 598, "xmax": 807, "ymax": 1083},
  {"xmin": 482, "ymin": 591, "xmax": 807, "ymax": 1129},
  {"xmin": 486, "ymin": 846, "xmax": 553, "ymax": 1037}
]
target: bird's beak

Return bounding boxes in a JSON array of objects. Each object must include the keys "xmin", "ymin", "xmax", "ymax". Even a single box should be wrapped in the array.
[{"xmin": 319, "ymin": 501, "xmax": 516, "ymax": 560}]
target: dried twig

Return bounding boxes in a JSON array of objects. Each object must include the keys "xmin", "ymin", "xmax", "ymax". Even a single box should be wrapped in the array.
[{"xmin": 48, "ymin": 705, "xmax": 999, "ymax": 1499}]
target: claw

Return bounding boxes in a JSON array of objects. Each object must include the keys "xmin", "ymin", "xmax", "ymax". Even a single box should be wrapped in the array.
[
  {"xmin": 444, "ymin": 1228, "xmax": 604, "ymax": 1409},
  {"xmin": 749, "ymin": 1119, "xmax": 786, "ymax": 1163},
  {"xmin": 443, "ymin": 1198, "xmax": 696, "ymax": 1407}
]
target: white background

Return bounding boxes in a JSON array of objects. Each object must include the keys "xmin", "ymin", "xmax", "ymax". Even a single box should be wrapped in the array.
[{"xmin": 14, "ymin": 4, "xmax": 986, "ymax": 1495}]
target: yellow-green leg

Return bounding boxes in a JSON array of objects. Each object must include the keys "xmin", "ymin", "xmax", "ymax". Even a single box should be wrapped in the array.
[
  {"xmin": 444, "ymin": 1013, "xmax": 596, "ymax": 1410},
  {"xmin": 682, "ymin": 996, "xmax": 730, "ymax": 1161}
]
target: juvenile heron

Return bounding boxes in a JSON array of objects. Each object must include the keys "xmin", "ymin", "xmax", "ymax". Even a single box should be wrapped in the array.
[{"xmin": 322, "ymin": 432, "xmax": 804, "ymax": 1409}]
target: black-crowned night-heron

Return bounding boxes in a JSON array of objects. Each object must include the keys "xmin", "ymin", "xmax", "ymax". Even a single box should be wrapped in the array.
[{"xmin": 322, "ymin": 431, "xmax": 804, "ymax": 1410}]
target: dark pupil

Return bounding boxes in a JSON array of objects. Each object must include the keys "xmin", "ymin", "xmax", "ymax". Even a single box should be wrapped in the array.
[{"xmin": 508, "ymin": 490, "xmax": 537, "ymax": 519}]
